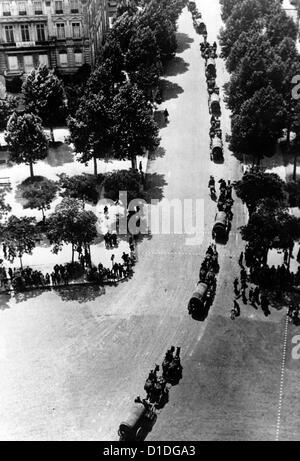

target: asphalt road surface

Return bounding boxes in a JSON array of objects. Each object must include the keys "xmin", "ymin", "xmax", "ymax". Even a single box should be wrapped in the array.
[{"xmin": 0, "ymin": 0, "xmax": 299, "ymax": 441}]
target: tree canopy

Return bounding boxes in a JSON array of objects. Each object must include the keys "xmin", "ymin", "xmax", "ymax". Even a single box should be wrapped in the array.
[
  {"xmin": 22, "ymin": 65, "xmax": 66, "ymax": 142},
  {"xmin": 20, "ymin": 176, "xmax": 59, "ymax": 221},
  {"xmin": 67, "ymin": 92, "xmax": 112, "ymax": 176},
  {"xmin": 5, "ymin": 113, "xmax": 49, "ymax": 178},
  {"xmin": 1, "ymin": 215, "xmax": 38, "ymax": 267},
  {"xmin": 46, "ymin": 198, "xmax": 98, "ymax": 262},
  {"xmin": 58, "ymin": 173, "xmax": 99, "ymax": 206},
  {"xmin": 111, "ymin": 83, "xmax": 160, "ymax": 169},
  {"xmin": 234, "ymin": 171, "xmax": 287, "ymax": 214}
]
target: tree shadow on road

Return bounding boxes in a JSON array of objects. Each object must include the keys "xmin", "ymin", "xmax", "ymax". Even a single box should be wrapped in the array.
[
  {"xmin": 45, "ymin": 143, "xmax": 74, "ymax": 167},
  {"xmin": 176, "ymin": 32, "xmax": 194, "ymax": 54},
  {"xmin": 55, "ymin": 284, "xmax": 106, "ymax": 303},
  {"xmin": 159, "ymin": 79, "xmax": 184, "ymax": 102},
  {"xmin": 163, "ymin": 57, "xmax": 190, "ymax": 77},
  {"xmin": 154, "ymin": 110, "xmax": 170, "ymax": 129},
  {"xmin": 148, "ymin": 146, "xmax": 166, "ymax": 162},
  {"xmin": 144, "ymin": 172, "xmax": 167, "ymax": 202},
  {"xmin": 0, "ymin": 293, "xmax": 11, "ymax": 310}
]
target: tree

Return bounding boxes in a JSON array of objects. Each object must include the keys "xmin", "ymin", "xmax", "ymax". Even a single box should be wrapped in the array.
[
  {"xmin": 220, "ymin": 0, "xmax": 243, "ymax": 21},
  {"xmin": 1, "ymin": 215, "xmax": 37, "ymax": 268},
  {"xmin": 104, "ymin": 169, "xmax": 151, "ymax": 203},
  {"xmin": 241, "ymin": 200, "xmax": 300, "ymax": 254},
  {"xmin": 265, "ymin": 9, "xmax": 297, "ymax": 47},
  {"xmin": 0, "ymin": 96, "xmax": 18, "ymax": 131},
  {"xmin": 111, "ymin": 83, "xmax": 160, "ymax": 169},
  {"xmin": 219, "ymin": 0, "xmax": 281, "ymax": 58},
  {"xmin": 234, "ymin": 171, "xmax": 287, "ymax": 214},
  {"xmin": 125, "ymin": 27, "xmax": 162, "ymax": 97},
  {"xmin": 137, "ymin": 1, "xmax": 178, "ymax": 62},
  {"xmin": 58, "ymin": 173, "xmax": 99, "ymax": 207},
  {"xmin": 109, "ymin": 12, "xmax": 137, "ymax": 54},
  {"xmin": 5, "ymin": 113, "xmax": 49, "ymax": 178},
  {"xmin": 116, "ymin": 0, "xmax": 138, "ymax": 18},
  {"xmin": 46, "ymin": 198, "xmax": 98, "ymax": 264},
  {"xmin": 20, "ymin": 176, "xmax": 59, "ymax": 222},
  {"xmin": 67, "ymin": 92, "xmax": 112, "ymax": 176},
  {"xmin": 230, "ymin": 86, "xmax": 287, "ymax": 164},
  {"xmin": 286, "ymin": 179, "xmax": 300, "ymax": 207},
  {"xmin": 224, "ymin": 34, "xmax": 285, "ymax": 114},
  {"xmin": 22, "ymin": 65, "xmax": 66, "ymax": 143}
]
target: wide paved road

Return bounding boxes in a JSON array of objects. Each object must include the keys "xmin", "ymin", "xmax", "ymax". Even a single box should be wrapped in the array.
[{"xmin": 0, "ymin": 0, "xmax": 297, "ymax": 441}]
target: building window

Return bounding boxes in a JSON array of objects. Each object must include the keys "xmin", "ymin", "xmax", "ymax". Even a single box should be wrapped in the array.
[
  {"xmin": 59, "ymin": 51, "xmax": 68, "ymax": 67},
  {"xmin": 39, "ymin": 54, "xmax": 49, "ymax": 67},
  {"xmin": 2, "ymin": 2, "xmax": 11, "ymax": 16},
  {"xmin": 56, "ymin": 23, "xmax": 65, "ymax": 39},
  {"xmin": 36, "ymin": 24, "xmax": 46, "ymax": 42},
  {"xmin": 55, "ymin": 1, "xmax": 63, "ymax": 14},
  {"xmin": 5, "ymin": 26, "xmax": 14, "ymax": 43},
  {"xmin": 34, "ymin": 1, "xmax": 43, "ymax": 14},
  {"xmin": 21, "ymin": 25, "xmax": 30, "ymax": 42},
  {"xmin": 70, "ymin": 0, "xmax": 79, "ymax": 13},
  {"xmin": 74, "ymin": 50, "xmax": 83, "ymax": 66},
  {"xmin": 18, "ymin": 2, "xmax": 27, "ymax": 15},
  {"xmin": 8, "ymin": 56, "xmax": 19, "ymax": 71},
  {"xmin": 24, "ymin": 55, "xmax": 34, "ymax": 73},
  {"xmin": 72, "ymin": 23, "xmax": 81, "ymax": 39}
]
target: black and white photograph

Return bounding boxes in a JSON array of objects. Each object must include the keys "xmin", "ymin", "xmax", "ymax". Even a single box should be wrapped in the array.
[{"xmin": 0, "ymin": 0, "xmax": 300, "ymax": 444}]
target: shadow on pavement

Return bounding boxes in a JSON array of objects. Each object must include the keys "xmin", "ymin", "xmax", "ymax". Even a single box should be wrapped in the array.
[
  {"xmin": 144, "ymin": 172, "xmax": 167, "ymax": 202},
  {"xmin": 154, "ymin": 110, "xmax": 170, "ymax": 129},
  {"xmin": 159, "ymin": 79, "xmax": 184, "ymax": 102},
  {"xmin": 176, "ymin": 32, "xmax": 194, "ymax": 54},
  {"xmin": 46, "ymin": 143, "xmax": 74, "ymax": 167},
  {"xmin": 149, "ymin": 146, "xmax": 166, "ymax": 162},
  {"xmin": 0, "ymin": 293, "xmax": 11, "ymax": 310},
  {"xmin": 164, "ymin": 57, "xmax": 190, "ymax": 77},
  {"xmin": 55, "ymin": 284, "xmax": 106, "ymax": 303}
]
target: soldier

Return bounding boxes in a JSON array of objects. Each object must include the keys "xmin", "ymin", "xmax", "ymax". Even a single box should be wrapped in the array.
[
  {"xmin": 233, "ymin": 277, "xmax": 239, "ymax": 295},
  {"xmin": 239, "ymin": 252, "xmax": 244, "ymax": 267},
  {"xmin": 165, "ymin": 346, "xmax": 175, "ymax": 363}
]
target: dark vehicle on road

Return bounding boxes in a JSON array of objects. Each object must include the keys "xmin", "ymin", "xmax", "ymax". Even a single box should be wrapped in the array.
[
  {"xmin": 212, "ymin": 211, "xmax": 228, "ymax": 241},
  {"xmin": 188, "ymin": 282, "xmax": 209, "ymax": 318},
  {"xmin": 209, "ymin": 92, "xmax": 221, "ymax": 116},
  {"xmin": 205, "ymin": 58, "xmax": 216, "ymax": 79},
  {"xmin": 210, "ymin": 137, "xmax": 223, "ymax": 161},
  {"xmin": 118, "ymin": 399, "xmax": 157, "ymax": 441}
]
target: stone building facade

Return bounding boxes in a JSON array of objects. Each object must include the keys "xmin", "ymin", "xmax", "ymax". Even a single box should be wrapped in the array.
[{"xmin": 0, "ymin": 0, "xmax": 108, "ymax": 81}]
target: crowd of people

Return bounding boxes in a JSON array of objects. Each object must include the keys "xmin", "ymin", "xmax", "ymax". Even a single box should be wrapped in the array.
[
  {"xmin": 231, "ymin": 248, "xmax": 300, "ymax": 320},
  {"xmin": 239, "ymin": 246, "xmax": 300, "ymax": 289},
  {"xmin": 0, "ymin": 245, "xmax": 137, "ymax": 293}
]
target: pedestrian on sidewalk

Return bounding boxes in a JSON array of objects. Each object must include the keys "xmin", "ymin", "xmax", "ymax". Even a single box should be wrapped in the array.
[
  {"xmin": 253, "ymin": 286, "xmax": 260, "ymax": 305},
  {"xmin": 233, "ymin": 277, "xmax": 239, "ymax": 296},
  {"xmin": 241, "ymin": 287, "xmax": 247, "ymax": 305}
]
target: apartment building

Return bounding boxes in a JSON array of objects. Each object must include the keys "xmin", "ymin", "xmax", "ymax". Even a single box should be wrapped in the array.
[{"xmin": 0, "ymin": 0, "xmax": 105, "ymax": 81}]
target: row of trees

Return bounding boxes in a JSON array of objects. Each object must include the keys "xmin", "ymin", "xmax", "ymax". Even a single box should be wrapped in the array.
[
  {"xmin": 0, "ymin": 197, "xmax": 98, "ymax": 269},
  {"xmin": 3, "ymin": 0, "xmax": 186, "ymax": 177},
  {"xmin": 0, "ymin": 165, "xmax": 150, "ymax": 268},
  {"xmin": 219, "ymin": 0, "xmax": 300, "ymax": 167},
  {"xmin": 68, "ymin": 0, "xmax": 186, "ymax": 174}
]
